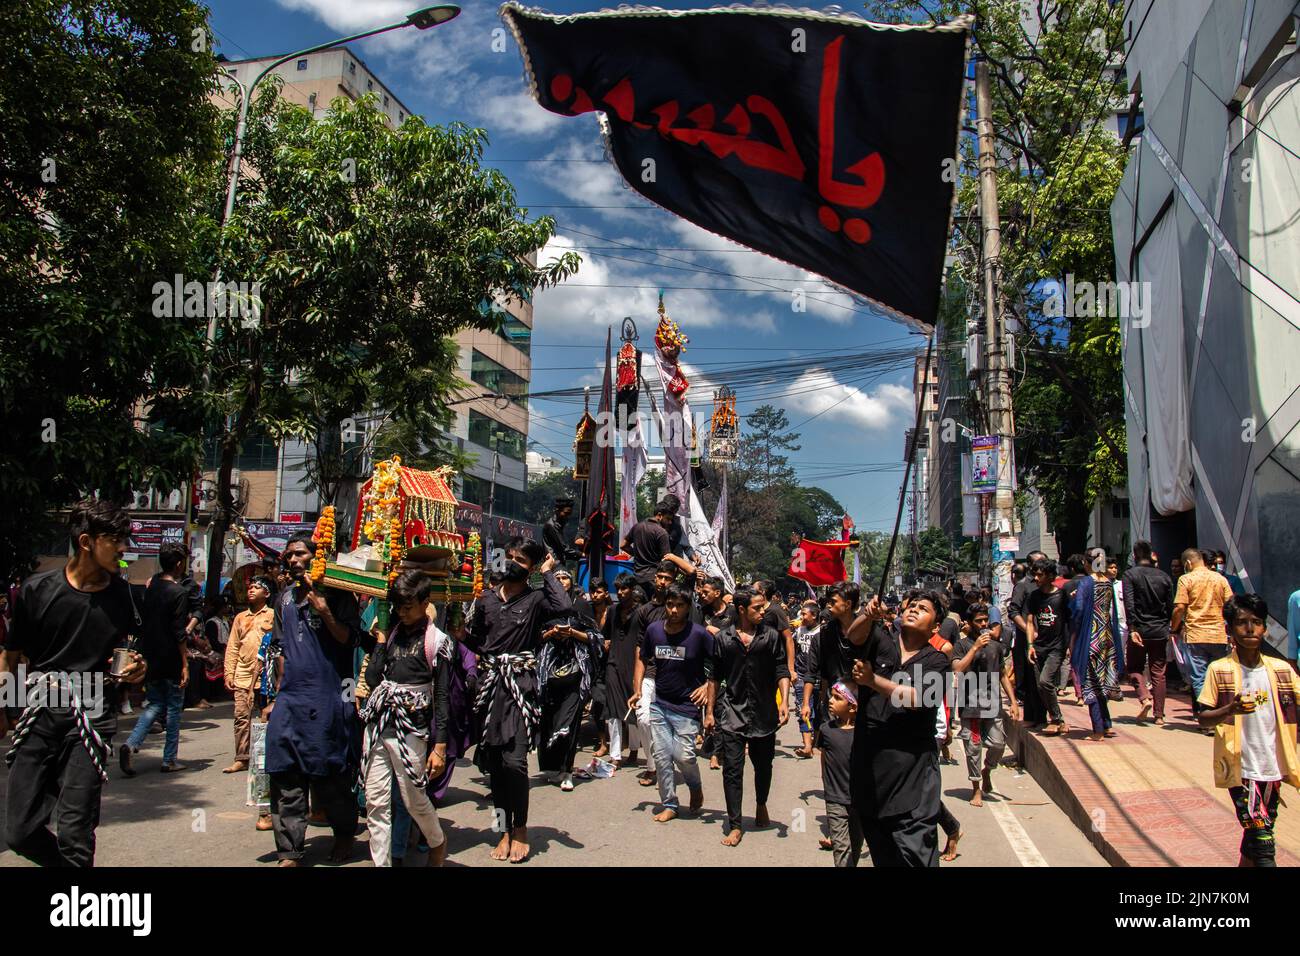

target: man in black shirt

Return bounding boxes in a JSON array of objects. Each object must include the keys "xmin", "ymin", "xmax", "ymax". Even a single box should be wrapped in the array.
[
  {"xmin": 1025, "ymin": 557, "xmax": 1071, "ymax": 733},
  {"xmin": 629, "ymin": 561, "xmax": 675, "ymax": 786},
  {"xmin": 623, "ymin": 501, "xmax": 695, "ymax": 600},
  {"xmin": 756, "ymin": 580, "xmax": 796, "ymax": 689},
  {"xmin": 802, "ymin": 582, "xmax": 862, "ymax": 737},
  {"xmin": 952, "ymin": 604, "xmax": 1016, "ymax": 806},
  {"xmin": 465, "ymin": 536, "xmax": 569, "ymax": 863},
  {"xmin": 361, "ymin": 570, "xmax": 450, "ymax": 867},
  {"xmin": 3, "ymin": 499, "xmax": 147, "ymax": 866},
  {"xmin": 692, "ymin": 575, "xmax": 735, "ymax": 633},
  {"xmin": 848, "ymin": 588, "xmax": 951, "ymax": 867},
  {"xmin": 542, "ymin": 498, "xmax": 583, "ymax": 571},
  {"xmin": 1121, "ymin": 539, "xmax": 1174, "ymax": 724},
  {"xmin": 711, "ymin": 586, "xmax": 789, "ymax": 846},
  {"xmin": 120, "ymin": 542, "xmax": 191, "ymax": 774},
  {"xmin": 1008, "ymin": 554, "xmax": 1047, "ymax": 725},
  {"xmin": 630, "ymin": 583, "xmax": 713, "ymax": 822}
]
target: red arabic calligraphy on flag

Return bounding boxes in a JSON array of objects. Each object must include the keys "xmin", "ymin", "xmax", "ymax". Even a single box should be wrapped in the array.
[
  {"xmin": 789, "ymin": 538, "xmax": 850, "ymax": 588},
  {"xmin": 501, "ymin": 3, "xmax": 969, "ymax": 329}
]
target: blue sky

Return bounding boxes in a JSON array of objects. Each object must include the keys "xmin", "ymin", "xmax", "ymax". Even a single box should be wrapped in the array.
[{"xmin": 206, "ymin": 0, "xmax": 927, "ymax": 532}]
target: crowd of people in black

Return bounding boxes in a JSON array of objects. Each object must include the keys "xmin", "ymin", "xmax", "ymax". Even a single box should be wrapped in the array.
[{"xmin": 0, "ymin": 495, "xmax": 1289, "ymax": 868}]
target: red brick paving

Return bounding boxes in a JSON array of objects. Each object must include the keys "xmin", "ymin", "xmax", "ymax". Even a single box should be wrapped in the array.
[{"xmin": 1008, "ymin": 686, "xmax": 1300, "ymax": 867}]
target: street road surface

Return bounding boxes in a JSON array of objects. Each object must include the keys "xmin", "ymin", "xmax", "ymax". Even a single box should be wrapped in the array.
[{"xmin": 0, "ymin": 700, "xmax": 1105, "ymax": 867}]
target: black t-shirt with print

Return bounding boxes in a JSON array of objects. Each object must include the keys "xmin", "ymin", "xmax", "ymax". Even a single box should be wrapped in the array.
[
  {"xmin": 951, "ymin": 634, "xmax": 1009, "ymax": 718},
  {"xmin": 1026, "ymin": 588, "xmax": 1070, "ymax": 651}
]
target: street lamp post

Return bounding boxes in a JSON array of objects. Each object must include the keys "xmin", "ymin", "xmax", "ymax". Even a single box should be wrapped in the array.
[
  {"xmin": 208, "ymin": 4, "xmax": 461, "ymax": 361},
  {"xmin": 485, "ymin": 432, "xmax": 503, "ymax": 564},
  {"xmin": 199, "ymin": 6, "xmax": 460, "ymax": 597}
]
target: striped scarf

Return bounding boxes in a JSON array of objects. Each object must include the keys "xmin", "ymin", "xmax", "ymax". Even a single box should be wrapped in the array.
[
  {"xmin": 474, "ymin": 652, "xmax": 541, "ymax": 740},
  {"xmin": 4, "ymin": 671, "xmax": 108, "ymax": 782},
  {"xmin": 358, "ymin": 681, "xmax": 432, "ymax": 788}
]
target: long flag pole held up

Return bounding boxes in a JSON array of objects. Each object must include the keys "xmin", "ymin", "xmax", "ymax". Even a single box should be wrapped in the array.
[{"xmin": 878, "ymin": 332, "xmax": 935, "ymax": 597}]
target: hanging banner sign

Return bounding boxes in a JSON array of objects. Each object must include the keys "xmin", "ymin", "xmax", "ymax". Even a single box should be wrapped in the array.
[
  {"xmin": 971, "ymin": 434, "xmax": 999, "ymax": 494},
  {"xmin": 126, "ymin": 519, "xmax": 184, "ymax": 557}
]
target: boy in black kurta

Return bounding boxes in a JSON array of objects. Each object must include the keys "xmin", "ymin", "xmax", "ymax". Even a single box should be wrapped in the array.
[
  {"xmin": 464, "ymin": 537, "xmax": 569, "ymax": 863},
  {"xmin": 849, "ymin": 589, "xmax": 952, "ymax": 867},
  {"xmin": 360, "ymin": 571, "xmax": 450, "ymax": 867},
  {"xmin": 711, "ymin": 585, "xmax": 789, "ymax": 846}
]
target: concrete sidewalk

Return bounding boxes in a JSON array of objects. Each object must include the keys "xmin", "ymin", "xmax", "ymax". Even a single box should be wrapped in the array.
[{"xmin": 1008, "ymin": 682, "xmax": 1300, "ymax": 867}]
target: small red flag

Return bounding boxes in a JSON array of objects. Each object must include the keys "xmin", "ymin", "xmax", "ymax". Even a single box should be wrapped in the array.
[{"xmin": 789, "ymin": 538, "xmax": 850, "ymax": 587}]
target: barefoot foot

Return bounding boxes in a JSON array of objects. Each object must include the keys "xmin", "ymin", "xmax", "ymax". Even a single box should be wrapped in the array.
[
  {"xmin": 508, "ymin": 827, "xmax": 530, "ymax": 863},
  {"xmin": 653, "ymin": 807, "xmax": 679, "ymax": 823},
  {"xmin": 721, "ymin": 828, "xmax": 743, "ymax": 847},
  {"xmin": 490, "ymin": 832, "xmax": 511, "ymax": 861},
  {"xmin": 940, "ymin": 830, "xmax": 962, "ymax": 862}
]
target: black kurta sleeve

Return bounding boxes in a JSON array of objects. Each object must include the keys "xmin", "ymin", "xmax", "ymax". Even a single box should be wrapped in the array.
[
  {"xmin": 326, "ymin": 588, "xmax": 365, "ymax": 648},
  {"xmin": 463, "ymin": 598, "xmax": 488, "ymax": 653},
  {"xmin": 433, "ymin": 658, "xmax": 450, "ymax": 746},
  {"xmin": 540, "ymin": 570, "xmax": 573, "ymax": 614},
  {"xmin": 771, "ymin": 627, "xmax": 789, "ymax": 681},
  {"xmin": 364, "ymin": 642, "xmax": 388, "ymax": 690}
]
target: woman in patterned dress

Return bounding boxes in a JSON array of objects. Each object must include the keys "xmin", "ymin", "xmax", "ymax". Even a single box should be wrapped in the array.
[{"xmin": 1069, "ymin": 548, "xmax": 1126, "ymax": 741}]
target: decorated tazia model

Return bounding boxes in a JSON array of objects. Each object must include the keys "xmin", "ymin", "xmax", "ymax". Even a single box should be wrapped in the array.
[
  {"xmin": 573, "ymin": 408, "xmax": 596, "ymax": 480},
  {"xmin": 311, "ymin": 457, "xmax": 477, "ymax": 620},
  {"xmin": 706, "ymin": 386, "xmax": 739, "ymax": 464}
]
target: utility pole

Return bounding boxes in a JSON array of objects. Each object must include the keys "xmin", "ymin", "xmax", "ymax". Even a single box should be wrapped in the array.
[{"xmin": 975, "ymin": 60, "xmax": 1020, "ymax": 603}]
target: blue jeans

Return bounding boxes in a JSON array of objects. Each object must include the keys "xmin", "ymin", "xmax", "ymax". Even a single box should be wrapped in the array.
[
  {"xmin": 648, "ymin": 702, "xmax": 701, "ymax": 811},
  {"xmin": 793, "ymin": 679, "xmax": 816, "ymax": 736},
  {"xmin": 127, "ymin": 679, "xmax": 184, "ymax": 765},
  {"xmin": 1184, "ymin": 643, "xmax": 1229, "ymax": 702},
  {"xmin": 389, "ymin": 775, "xmax": 429, "ymax": 859}
]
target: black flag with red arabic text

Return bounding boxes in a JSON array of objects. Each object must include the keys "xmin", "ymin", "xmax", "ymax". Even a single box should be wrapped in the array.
[{"xmin": 501, "ymin": 3, "xmax": 969, "ymax": 329}]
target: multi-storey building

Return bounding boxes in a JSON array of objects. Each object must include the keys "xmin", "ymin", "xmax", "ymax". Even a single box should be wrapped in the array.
[{"xmin": 1110, "ymin": 0, "xmax": 1300, "ymax": 639}]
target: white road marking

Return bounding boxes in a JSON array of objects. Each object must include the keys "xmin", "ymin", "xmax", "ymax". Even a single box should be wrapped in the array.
[{"xmin": 988, "ymin": 799, "xmax": 1048, "ymax": 867}]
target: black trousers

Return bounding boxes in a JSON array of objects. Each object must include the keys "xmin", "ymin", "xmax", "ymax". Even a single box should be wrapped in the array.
[
  {"xmin": 478, "ymin": 724, "xmax": 531, "ymax": 830},
  {"xmin": 861, "ymin": 807, "xmax": 940, "ymax": 867},
  {"xmin": 719, "ymin": 730, "xmax": 776, "ymax": 833},
  {"xmin": 538, "ymin": 673, "xmax": 584, "ymax": 773},
  {"xmin": 5, "ymin": 712, "xmax": 109, "ymax": 868},
  {"xmin": 269, "ymin": 767, "xmax": 358, "ymax": 861},
  {"xmin": 1035, "ymin": 646, "xmax": 1068, "ymax": 723},
  {"xmin": 937, "ymin": 800, "xmax": 960, "ymax": 837}
]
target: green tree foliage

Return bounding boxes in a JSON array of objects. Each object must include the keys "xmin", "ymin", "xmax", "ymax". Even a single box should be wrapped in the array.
[
  {"xmin": 865, "ymin": 0, "xmax": 1129, "ymax": 553},
  {"xmin": 202, "ymin": 86, "xmax": 580, "ymax": 592},
  {"xmin": 0, "ymin": 0, "xmax": 222, "ymax": 578},
  {"xmin": 700, "ymin": 405, "xmax": 845, "ymax": 581},
  {"xmin": 522, "ymin": 469, "xmax": 581, "ymax": 525}
]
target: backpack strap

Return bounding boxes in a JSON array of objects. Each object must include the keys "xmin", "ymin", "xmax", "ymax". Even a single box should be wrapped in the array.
[{"xmin": 424, "ymin": 620, "xmax": 449, "ymax": 669}]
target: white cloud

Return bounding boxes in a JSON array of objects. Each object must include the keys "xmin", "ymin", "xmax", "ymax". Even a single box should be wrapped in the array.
[
  {"xmin": 533, "ymin": 232, "xmax": 777, "ymax": 340},
  {"xmin": 474, "ymin": 77, "xmax": 566, "ymax": 137},
  {"xmin": 274, "ymin": 0, "xmax": 412, "ymax": 32},
  {"xmin": 275, "ymin": 0, "xmax": 571, "ymax": 139},
  {"xmin": 783, "ymin": 373, "xmax": 911, "ymax": 433}
]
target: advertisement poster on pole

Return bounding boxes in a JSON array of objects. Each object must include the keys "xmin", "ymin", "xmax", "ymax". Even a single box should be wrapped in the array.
[{"xmin": 971, "ymin": 435, "xmax": 999, "ymax": 494}]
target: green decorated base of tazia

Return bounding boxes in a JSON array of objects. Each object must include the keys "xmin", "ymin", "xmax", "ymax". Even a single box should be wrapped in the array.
[{"xmin": 323, "ymin": 562, "xmax": 475, "ymax": 602}]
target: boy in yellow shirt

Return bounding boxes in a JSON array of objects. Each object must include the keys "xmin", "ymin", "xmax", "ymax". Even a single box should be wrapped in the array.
[{"xmin": 1197, "ymin": 593, "xmax": 1299, "ymax": 867}]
